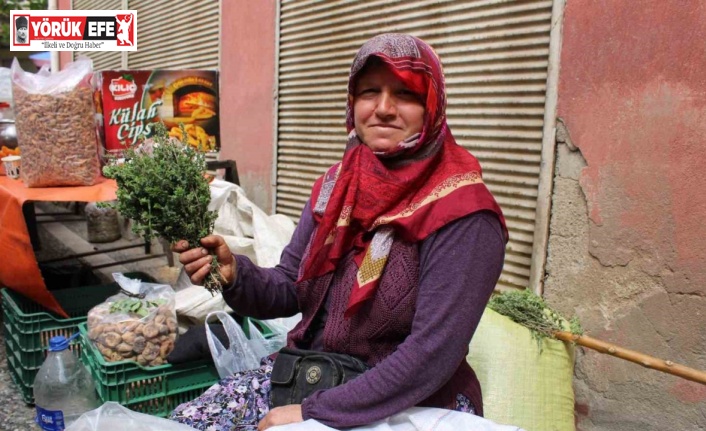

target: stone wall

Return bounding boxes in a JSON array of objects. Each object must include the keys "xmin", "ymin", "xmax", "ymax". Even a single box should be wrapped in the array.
[{"xmin": 547, "ymin": 1, "xmax": 706, "ymax": 429}]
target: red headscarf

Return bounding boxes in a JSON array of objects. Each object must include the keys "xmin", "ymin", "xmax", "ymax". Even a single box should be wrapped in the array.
[{"xmin": 298, "ymin": 34, "xmax": 508, "ymax": 317}]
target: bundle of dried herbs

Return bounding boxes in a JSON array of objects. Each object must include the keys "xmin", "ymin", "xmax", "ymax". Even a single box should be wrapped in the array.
[
  {"xmin": 487, "ymin": 289, "xmax": 583, "ymax": 345},
  {"xmin": 102, "ymin": 123, "xmax": 222, "ymax": 293},
  {"xmin": 488, "ymin": 289, "xmax": 706, "ymax": 385}
]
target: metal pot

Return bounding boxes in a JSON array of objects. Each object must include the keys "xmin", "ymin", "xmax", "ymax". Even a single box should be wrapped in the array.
[{"xmin": 0, "ymin": 119, "xmax": 17, "ymax": 149}]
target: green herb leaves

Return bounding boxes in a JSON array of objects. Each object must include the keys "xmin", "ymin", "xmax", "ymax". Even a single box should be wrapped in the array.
[
  {"xmin": 103, "ymin": 122, "xmax": 224, "ymax": 293},
  {"xmin": 109, "ymin": 298, "xmax": 166, "ymax": 317},
  {"xmin": 103, "ymin": 123, "xmax": 216, "ymax": 247},
  {"xmin": 488, "ymin": 289, "xmax": 583, "ymax": 350}
]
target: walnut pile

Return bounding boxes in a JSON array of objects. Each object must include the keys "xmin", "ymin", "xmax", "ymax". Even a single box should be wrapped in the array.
[
  {"xmin": 12, "ymin": 85, "xmax": 101, "ymax": 187},
  {"xmin": 87, "ymin": 305, "xmax": 177, "ymax": 367}
]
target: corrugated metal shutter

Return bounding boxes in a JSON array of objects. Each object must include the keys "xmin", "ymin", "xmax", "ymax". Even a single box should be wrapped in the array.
[
  {"xmin": 73, "ymin": 0, "xmax": 219, "ymax": 70},
  {"xmin": 276, "ymin": 0, "xmax": 553, "ymax": 291},
  {"xmin": 72, "ymin": 0, "xmax": 123, "ymax": 70},
  {"xmin": 126, "ymin": 0, "xmax": 219, "ymax": 69}
]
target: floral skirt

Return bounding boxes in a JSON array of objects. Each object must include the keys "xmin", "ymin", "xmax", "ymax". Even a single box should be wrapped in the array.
[
  {"xmin": 170, "ymin": 357, "xmax": 275, "ymax": 431},
  {"xmin": 169, "ymin": 357, "xmax": 475, "ymax": 431}
]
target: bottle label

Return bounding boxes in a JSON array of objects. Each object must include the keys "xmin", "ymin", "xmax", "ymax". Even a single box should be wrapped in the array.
[{"xmin": 35, "ymin": 406, "xmax": 65, "ymax": 431}]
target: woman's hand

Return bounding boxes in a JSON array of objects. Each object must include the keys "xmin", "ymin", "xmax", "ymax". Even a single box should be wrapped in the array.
[
  {"xmin": 172, "ymin": 235, "xmax": 237, "ymax": 286},
  {"xmin": 257, "ymin": 405, "xmax": 303, "ymax": 430}
]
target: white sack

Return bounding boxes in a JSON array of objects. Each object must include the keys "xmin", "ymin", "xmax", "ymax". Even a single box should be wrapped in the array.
[
  {"xmin": 66, "ymin": 402, "xmax": 198, "ymax": 431},
  {"xmin": 175, "ymin": 179, "xmax": 296, "ymax": 325},
  {"xmin": 270, "ymin": 407, "xmax": 525, "ymax": 431}
]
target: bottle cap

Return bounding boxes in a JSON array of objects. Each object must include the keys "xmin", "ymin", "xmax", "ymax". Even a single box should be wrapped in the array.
[{"xmin": 48, "ymin": 332, "xmax": 79, "ymax": 352}]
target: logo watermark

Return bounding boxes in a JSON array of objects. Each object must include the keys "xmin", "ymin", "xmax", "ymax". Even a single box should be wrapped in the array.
[{"xmin": 10, "ymin": 10, "xmax": 137, "ymax": 51}]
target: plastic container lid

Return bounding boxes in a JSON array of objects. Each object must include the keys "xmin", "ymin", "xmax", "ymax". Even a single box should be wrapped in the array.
[{"xmin": 48, "ymin": 333, "xmax": 79, "ymax": 351}]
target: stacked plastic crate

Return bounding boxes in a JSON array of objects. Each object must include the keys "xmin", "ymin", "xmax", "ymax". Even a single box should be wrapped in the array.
[
  {"xmin": 1, "ymin": 282, "xmax": 122, "ymax": 403},
  {"xmin": 78, "ymin": 322, "xmax": 221, "ymax": 417}
]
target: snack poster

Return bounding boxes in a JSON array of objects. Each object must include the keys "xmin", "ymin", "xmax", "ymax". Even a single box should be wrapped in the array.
[{"xmin": 96, "ymin": 70, "xmax": 220, "ymax": 155}]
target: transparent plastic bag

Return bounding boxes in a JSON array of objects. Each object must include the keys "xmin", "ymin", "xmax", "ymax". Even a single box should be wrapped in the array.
[
  {"xmin": 205, "ymin": 311, "xmax": 285, "ymax": 378},
  {"xmin": 0, "ymin": 67, "xmax": 12, "ymax": 105},
  {"xmin": 86, "ymin": 273, "xmax": 177, "ymax": 366},
  {"xmin": 259, "ymin": 317, "xmax": 291, "ymax": 352},
  {"xmin": 66, "ymin": 401, "xmax": 198, "ymax": 431},
  {"xmin": 11, "ymin": 56, "xmax": 100, "ymax": 187}
]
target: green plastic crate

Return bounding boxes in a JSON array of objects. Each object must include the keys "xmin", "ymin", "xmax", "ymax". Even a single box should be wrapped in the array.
[
  {"xmin": 1, "ymin": 272, "xmax": 156, "ymax": 404},
  {"xmin": 1, "ymin": 284, "xmax": 119, "ymax": 351},
  {"xmin": 6, "ymin": 351, "xmax": 34, "ymax": 404},
  {"xmin": 78, "ymin": 322, "xmax": 221, "ymax": 417},
  {"xmin": 1, "ymin": 272, "xmax": 155, "ymax": 351},
  {"xmin": 3, "ymin": 318, "xmax": 81, "ymax": 369},
  {"xmin": 4, "ymin": 322, "xmax": 41, "ymax": 387},
  {"xmin": 7, "ymin": 353, "xmax": 34, "ymax": 404}
]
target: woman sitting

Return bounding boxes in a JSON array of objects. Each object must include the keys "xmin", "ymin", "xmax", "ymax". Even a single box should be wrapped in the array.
[{"xmin": 171, "ymin": 33, "xmax": 507, "ymax": 431}]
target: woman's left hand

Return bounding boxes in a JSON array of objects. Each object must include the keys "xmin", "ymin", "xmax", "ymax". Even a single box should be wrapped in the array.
[{"xmin": 258, "ymin": 405, "xmax": 303, "ymax": 430}]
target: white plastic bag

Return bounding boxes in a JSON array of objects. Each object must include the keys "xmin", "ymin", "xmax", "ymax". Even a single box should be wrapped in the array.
[
  {"xmin": 210, "ymin": 179, "xmax": 295, "ymax": 267},
  {"xmin": 205, "ymin": 311, "xmax": 287, "ymax": 378},
  {"xmin": 268, "ymin": 407, "xmax": 525, "ymax": 431},
  {"xmin": 174, "ymin": 269, "xmax": 234, "ymax": 328},
  {"xmin": 175, "ymin": 180, "xmax": 296, "ymax": 324},
  {"xmin": 257, "ymin": 317, "xmax": 293, "ymax": 350},
  {"xmin": 65, "ymin": 401, "xmax": 198, "ymax": 431}
]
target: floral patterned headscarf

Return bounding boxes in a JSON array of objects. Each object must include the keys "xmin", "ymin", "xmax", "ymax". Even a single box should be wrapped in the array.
[{"xmin": 299, "ymin": 34, "xmax": 507, "ymax": 317}]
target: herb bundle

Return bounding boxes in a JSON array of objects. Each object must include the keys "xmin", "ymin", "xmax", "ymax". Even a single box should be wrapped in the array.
[
  {"xmin": 488, "ymin": 289, "xmax": 583, "ymax": 346},
  {"xmin": 102, "ymin": 123, "xmax": 223, "ymax": 294},
  {"xmin": 489, "ymin": 290, "xmax": 706, "ymax": 385}
]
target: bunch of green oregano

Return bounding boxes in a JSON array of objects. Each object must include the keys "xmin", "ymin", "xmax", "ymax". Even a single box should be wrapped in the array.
[
  {"xmin": 488, "ymin": 289, "xmax": 583, "ymax": 350},
  {"xmin": 102, "ymin": 123, "xmax": 223, "ymax": 294}
]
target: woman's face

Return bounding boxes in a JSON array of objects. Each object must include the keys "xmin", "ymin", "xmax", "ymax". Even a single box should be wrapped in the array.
[{"xmin": 353, "ymin": 62, "xmax": 425, "ymax": 153}]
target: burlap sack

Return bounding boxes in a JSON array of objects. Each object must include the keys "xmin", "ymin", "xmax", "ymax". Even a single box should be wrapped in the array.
[{"xmin": 467, "ymin": 308, "xmax": 576, "ymax": 431}]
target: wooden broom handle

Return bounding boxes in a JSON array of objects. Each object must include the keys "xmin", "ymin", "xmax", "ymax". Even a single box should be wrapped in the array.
[{"xmin": 554, "ymin": 331, "xmax": 706, "ymax": 385}]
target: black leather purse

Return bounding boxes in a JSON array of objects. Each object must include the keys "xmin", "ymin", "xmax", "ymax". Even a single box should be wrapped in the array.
[{"xmin": 270, "ymin": 347, "xmax": 369, "ymax": 407}]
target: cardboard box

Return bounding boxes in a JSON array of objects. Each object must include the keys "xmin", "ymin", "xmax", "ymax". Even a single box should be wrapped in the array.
[{"xmin": 95, "ymin": 70, "xmax": 220, "ymax": 155}]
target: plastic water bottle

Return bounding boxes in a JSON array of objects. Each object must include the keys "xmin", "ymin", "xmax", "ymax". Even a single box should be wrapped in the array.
[{"xmin": 33, "ymin": 334, "xmax": 100, "ymax": 431}]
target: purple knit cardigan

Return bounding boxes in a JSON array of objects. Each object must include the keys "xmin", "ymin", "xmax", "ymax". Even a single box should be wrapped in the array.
[{"xmin": 223, "ymin": 201, "xmax": 505, "ymax": 428}]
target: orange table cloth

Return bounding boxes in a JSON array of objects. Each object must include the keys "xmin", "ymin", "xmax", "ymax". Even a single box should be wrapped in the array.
[{"xmin": 0, "ymin": 176, "xmax": 117, "ymax": 318}]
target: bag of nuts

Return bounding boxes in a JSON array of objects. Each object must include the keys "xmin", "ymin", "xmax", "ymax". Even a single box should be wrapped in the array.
[
  {"xmin": 87, "ymin": 273, "xmax": 177, "ymax": 367},
  {"xmin": 10, "ymin": 57, "xmax": 101, "ymax": 187}
]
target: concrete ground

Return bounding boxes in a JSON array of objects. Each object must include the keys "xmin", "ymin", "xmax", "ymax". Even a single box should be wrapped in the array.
[{"xmin": 0, "ymin": 202, "xmax": 182, "ymax": 430}]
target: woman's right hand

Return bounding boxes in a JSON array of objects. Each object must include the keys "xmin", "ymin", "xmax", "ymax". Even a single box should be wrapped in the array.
[{"xmin": 172, "ymin": 235, "xmax": 237, "ymax": 287}]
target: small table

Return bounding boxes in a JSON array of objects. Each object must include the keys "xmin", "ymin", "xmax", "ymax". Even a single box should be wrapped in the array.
[{"xmin": 0, "ymin": 176, "xmax": 118, "ymax": 318}]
